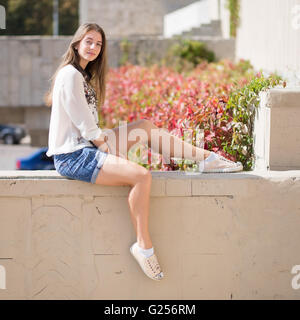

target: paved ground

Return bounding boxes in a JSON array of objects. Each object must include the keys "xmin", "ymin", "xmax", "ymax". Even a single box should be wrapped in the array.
[{"xmin": 0, "ymin": 135, "xmax": 40, "ymax": 170}]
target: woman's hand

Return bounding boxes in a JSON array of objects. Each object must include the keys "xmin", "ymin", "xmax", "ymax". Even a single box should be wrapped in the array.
[
  {"xmin": 98, "ymin": 140, "xmax": 110, "ymax": 153},
  {"xmin": 92, "ymin": 131, "xmax": 110, "ymax": 153},
  {"xmin": 92, "ymin": 129, "xmax": 127, "ymax": 159}
]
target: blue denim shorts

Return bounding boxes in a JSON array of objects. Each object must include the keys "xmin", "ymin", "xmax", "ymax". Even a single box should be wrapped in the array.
[{"xmin": 53, "ymin": 146, "xmax": 108, "ymax": 184}]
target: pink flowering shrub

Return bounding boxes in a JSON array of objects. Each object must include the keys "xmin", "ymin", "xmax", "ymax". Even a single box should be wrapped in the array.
[{"xmin": 99, "ymin": 59, "xmax": 283, "ymax": 171}]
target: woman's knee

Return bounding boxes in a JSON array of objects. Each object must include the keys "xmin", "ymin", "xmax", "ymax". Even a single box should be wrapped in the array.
[
  {"xmin": 142, "ymin": 168, "xmax": 152, "ymax": 183},
  {"xmin": 134, "ymin": 165, "xmax": 152, "ymax": 184}
]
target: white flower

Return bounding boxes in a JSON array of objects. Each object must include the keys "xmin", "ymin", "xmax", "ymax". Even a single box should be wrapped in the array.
[
  {"xmin": 241, "ymin": 146, "xmax": 247, "ymax": 156},
  {"xmin": 241, "ymin": 124, "xmax": 248, "ymax": 134}
]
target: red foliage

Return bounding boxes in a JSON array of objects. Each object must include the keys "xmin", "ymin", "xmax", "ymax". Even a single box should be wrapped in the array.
[{"xmin": 100, "ymin": 60, "xmax": 255, "ymax": 170}]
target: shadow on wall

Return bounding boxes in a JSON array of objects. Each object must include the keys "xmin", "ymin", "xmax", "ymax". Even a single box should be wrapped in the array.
[{"xmin": 162, "ymin": 0, "xmax": 197, "ymax": 13}]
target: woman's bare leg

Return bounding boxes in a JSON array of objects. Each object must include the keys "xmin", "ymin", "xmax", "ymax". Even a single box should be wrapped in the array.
[
  {"xmin": 145, "ymin": 120, "xmax": 211, "ymax": 162},
  {"xmin": 95, "ymin": 119, "xmax": 210, "ymax": 250},
  {"xmin": 104, "ymin": 119, "xmax": 211, "ymax": 162},
  {"xmin": 94, "ymin": 153, "xmax": 152, "ymax": 249}
]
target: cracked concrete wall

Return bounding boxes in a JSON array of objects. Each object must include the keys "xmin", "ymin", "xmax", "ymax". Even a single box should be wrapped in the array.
[{"xmin": 0, "ymin": 170, "xmax": 300, "ymax": 299}]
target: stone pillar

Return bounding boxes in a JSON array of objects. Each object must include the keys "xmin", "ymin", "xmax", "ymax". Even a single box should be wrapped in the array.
[{"xmin": 254, "ymin": 88, "xmax": 300, "ymax": 171}]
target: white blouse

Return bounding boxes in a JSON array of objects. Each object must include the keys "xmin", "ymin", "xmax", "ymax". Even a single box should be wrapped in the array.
[{"xmin": 46, "ymin": 64, "xmax": 102, "ymax": 157}]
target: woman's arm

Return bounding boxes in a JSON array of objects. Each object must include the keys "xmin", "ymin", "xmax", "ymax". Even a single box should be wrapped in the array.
[
  {"xmin": 91, "ymin": 132, "xmax": 110, "ymax": 153},
  {"xmin": 60, "ymin": 70, "xmax": 103, "ymax": 141}
]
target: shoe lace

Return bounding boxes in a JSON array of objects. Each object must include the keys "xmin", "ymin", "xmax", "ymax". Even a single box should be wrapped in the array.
[
  {"xmin": 218, "ymin": 155, "xmax": 237, "ymax": 165},
  {"xmin": 146, "ymin": 255, "xmax": 162, "ymax": 275}
]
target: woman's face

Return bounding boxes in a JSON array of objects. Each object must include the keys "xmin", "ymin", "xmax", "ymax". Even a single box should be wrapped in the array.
[{"xmin": 76, "ymin": 30, "xmax": 103, "ymax": 68}]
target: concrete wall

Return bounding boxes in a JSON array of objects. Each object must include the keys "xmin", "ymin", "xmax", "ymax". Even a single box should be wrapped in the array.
[
  {"xmin": 0, "ymin": 36, "xmax": 69, "ymax": 108},
  {"xmin": 254, "ymin": 88, "xmax": 300, "ymax": 171},
  {"xmin": 0, "ymin": 36, "xmax": 234, "ymax": 109},
  {"xmin": 0, "ymin": 170, "xmax": 300, "ymax": 299},
  {"xmin": 80, "ymin": 0, "xmax": 196, "ymax": 37},
  {"xmin": 80, "ymin": 0, "xmax": 164, "ymax": 37},
  {"xmin": 80, "ymin": 0, "xmax": 230, "ymax": 39},
  {"xmin": 236, "ymin": 0, "xmax": 300, "ymax": 83}
]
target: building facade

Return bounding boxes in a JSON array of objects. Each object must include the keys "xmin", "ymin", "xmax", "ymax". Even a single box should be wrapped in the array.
[
  {"xmin": 79, "ymin": 0, "xmax": 196, "ymax": 37},
  {"xmin": 236, "ymin": 0, "xmax": 300, "ymax": 83}
]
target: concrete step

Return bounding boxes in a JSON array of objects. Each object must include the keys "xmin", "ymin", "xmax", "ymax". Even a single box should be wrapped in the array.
[{"xmin": 178, "ymin": 19, "xmax": 222, "ymax": 37}]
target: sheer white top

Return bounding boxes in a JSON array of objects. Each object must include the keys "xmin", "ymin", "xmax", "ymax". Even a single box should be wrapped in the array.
[{"xmin": 46, "ymin": 64, "xmax": 102, "ymax": 157}]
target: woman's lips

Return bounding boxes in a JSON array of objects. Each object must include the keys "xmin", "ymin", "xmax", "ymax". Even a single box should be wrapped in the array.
[{"xmin": 87, "ymin": 52, "xmax": 95, "ymax": 56}]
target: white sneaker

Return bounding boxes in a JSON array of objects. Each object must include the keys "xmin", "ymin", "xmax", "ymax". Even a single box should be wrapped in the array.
[
  {"xmin": 197, "ymin": 152, "xmax": 243, "ymax": 173},
  {"xmin": 130, "ymin": 243, "xmax": 164, "ymax": 281}
]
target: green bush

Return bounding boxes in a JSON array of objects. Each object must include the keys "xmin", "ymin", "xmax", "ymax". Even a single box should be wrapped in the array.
[
  {"xmin": 163, "ymin": 39, "xmax": 216, "ymax": 72},
  {"xmin": 224, "ymin": 72, "xmax": 284, "ymax": 170},
  {"xmin": 119, "ymin": 38, "xmax": 132, "ymax": 66},
  {"xmin": 226, "ymin": 0, "xmax": 240, "ymax": 38}
]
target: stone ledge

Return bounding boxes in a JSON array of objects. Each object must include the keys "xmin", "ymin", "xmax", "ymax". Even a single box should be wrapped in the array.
[
  {"xmin": 265, "ymin": 88, "xmax": 300, "ymax": 109},
  {"xmin": 254, "ymin": 88, "xmax": 300, "ymax": 171},
  {"xmin": 2, "ymin": 169, "xmax": 300, "ymax": 179},
  {"xmin": 0, "ymin": 170, "xmax": 299, "ymax": 198},
  {"xmin": 1, "ymin": 169, "xmax": 300, "ymax": 299}
]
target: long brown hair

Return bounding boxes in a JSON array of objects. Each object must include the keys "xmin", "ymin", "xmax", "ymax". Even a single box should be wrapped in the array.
[{"xmin": 44, "ymin": 23, "xmax": 108, "ymax": 108}]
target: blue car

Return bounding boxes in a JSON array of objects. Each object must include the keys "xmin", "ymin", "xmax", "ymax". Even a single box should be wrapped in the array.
[{"xmin": 16, "ymin": 147, "xmax": 55, "ymax": 170}]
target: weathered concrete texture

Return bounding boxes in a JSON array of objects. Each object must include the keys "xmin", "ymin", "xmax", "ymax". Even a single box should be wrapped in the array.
[
  {"xmin": 268, "ymin": 88, "xmax": 300, "ymax": 170},
  {"xmin": 25, "ymin": 107, "xmax": 51, "ymax": 147},
  {"xmin": 82, "ymin": 0, "xmax": 164, "ymax": 37},
  {"xmin": 0, "ymin": 36, "xmax": 235, "ymax": 108},
  {"xmin": 0, "ymin": 170, "xmax": 300, "ymax": 299},
  {"xmin": 80, "ymin": 0, "xmax": 197, "ymax": 38},
  {"xmin": 0, "ymin": 107, "xmax": 25, "ymax": 124},
  {"xmin": 109, "ymin": 37, "xmax": 235, "ymax": 66},
  {"xmin": 254, "ymin": 88, "xmax": 300, "ymax": 171},
  {"xmin": 0, "ymin": 36, "xmax": 70, "ymax": 108}
]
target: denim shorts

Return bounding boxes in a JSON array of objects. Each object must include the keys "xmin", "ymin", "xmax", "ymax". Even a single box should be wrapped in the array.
[{"xmin": 53, "ymin": 146, "xmax": 108, "ymax": 184}]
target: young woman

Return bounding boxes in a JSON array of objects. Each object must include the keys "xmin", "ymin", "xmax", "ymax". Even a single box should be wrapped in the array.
[{"xmin": 45, "ymin": 23, "xmax": 243, "ymax": 281}]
